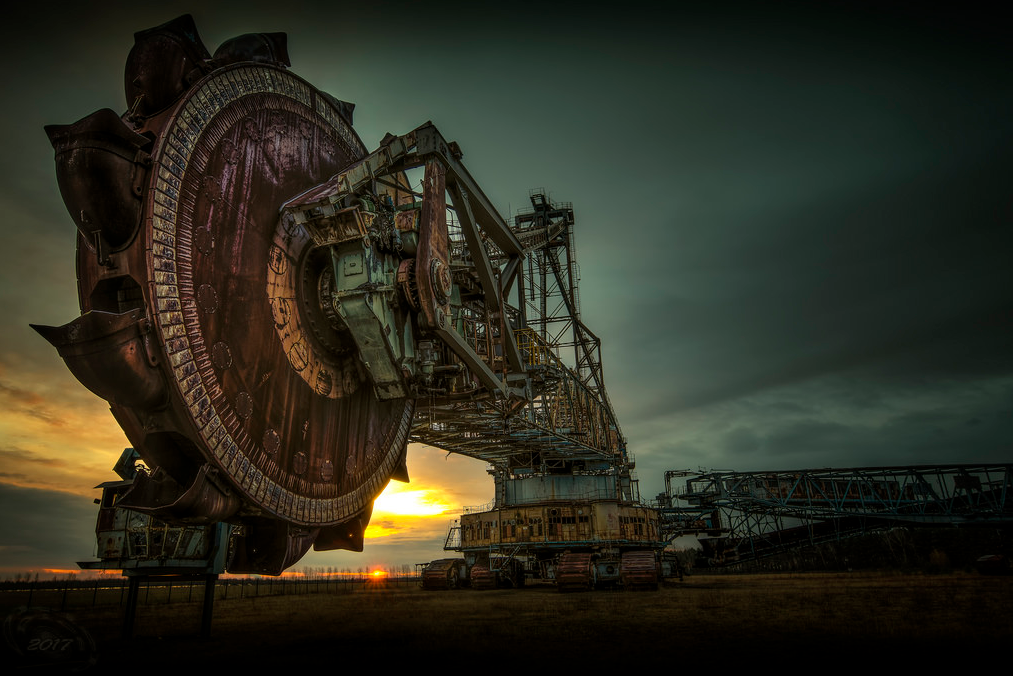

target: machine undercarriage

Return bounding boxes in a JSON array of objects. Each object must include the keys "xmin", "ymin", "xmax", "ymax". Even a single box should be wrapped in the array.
[{"xmin": 423, "ymin": 468, "xmax": 674, "ymax": 591}]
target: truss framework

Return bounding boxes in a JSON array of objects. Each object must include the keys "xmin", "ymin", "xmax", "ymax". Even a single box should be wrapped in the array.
[
  {"xmin": 659, "ymin": 465, "xmax": 1013, "ymax": 558},
  {"xmin": 410, "ymin": 190, "xmax": 625, "ymax": 471},
  {"xmin": 285, "ymin": 124, "xmax": 625, "ymax": 471}
]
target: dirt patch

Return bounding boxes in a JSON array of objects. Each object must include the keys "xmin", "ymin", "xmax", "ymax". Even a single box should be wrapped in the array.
[{"xmin": 6, "ymin": 573, "xmax": 1010, "ymax": 671}]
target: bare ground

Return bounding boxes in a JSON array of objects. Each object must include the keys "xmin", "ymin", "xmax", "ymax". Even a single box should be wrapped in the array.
[{"xmin": 5, "ymin": 572, "xmax": 1011, "ymax": 672}]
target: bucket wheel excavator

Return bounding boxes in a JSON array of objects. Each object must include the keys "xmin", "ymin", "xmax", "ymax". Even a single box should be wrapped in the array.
[{"xmin": 37, "ymin": 15, "xmax": 666, "ymax": 583}]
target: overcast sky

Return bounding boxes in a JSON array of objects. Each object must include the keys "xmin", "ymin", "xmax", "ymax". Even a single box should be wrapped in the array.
[{"xmin": 1, "ymin": 2, "xmax": 1009, "ymax": 575}]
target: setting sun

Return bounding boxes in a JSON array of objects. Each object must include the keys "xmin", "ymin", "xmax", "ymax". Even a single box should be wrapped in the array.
[{"xmin": 373, "ymin": 483, "xmax": 452, "ymax": 517}]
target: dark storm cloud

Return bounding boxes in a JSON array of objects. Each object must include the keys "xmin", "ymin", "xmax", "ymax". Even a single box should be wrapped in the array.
[
  {"xmin": 613, "ymin": 155, "xmax": 1012, "ymax": 417},
  {"xmin": 724, "ymin": 400, "xmax": 1010, "ymax": 467},
  {"xmin": 630, "ymin": 375, "xmax": 1012, "ymax": 487},
  {"xmin": 596, "ymin": 11, "xmax": 1013, "ymax": 425},
  {"xmin": 0, "ymin": 483, "xmax": 97, "ymax": 571},
  {"xmin": 0, "ymin": 2, "xmax": 1008, "ymax": 556}
]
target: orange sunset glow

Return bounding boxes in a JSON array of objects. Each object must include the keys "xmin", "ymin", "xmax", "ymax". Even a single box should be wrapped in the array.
[
  {"xmin": 361, "ymin": 474, "xmax": 466, "ymax": 541},
  {"xmin": 0, "ymin": 364, "xmax": 129, "ymax": 498},
  {"xmin": 373, "ymin": 484, "xmax": 453, "ymax": 517},
  {"xmin": 0, "ymin": 334, "xmax": 490, "ymax": 575}
]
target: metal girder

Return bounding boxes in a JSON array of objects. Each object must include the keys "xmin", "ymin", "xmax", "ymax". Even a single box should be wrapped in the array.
[
  {"xmin": 500, "ymin": 257, "xmax": 522, "ymax": 297},
  {"xmin": 285, "ymin": 121, "xmax": 534, "ymax": 403},
  {"xmin": 434, "ymin": 324, "xmax": 509, "ymax": 398},
  {"xmin": 448, "ymin": 183, "xmax": 500, "ymax": 312},
  {"xmin": 447, "ymin": 182, "xmax": 525, "ymax": 377},
  {"xmin": 661, "ymin": 464, "xmax": 1013, "ymax": 547},
  {"xmin": 45, "ymin": 15, "xmax": 628, "ymax": 580},
  {"xmin": 411, "ymin": 124, "xmax": 523, "ymax": 257},
  {"xmin": 683, "ymin": 465, "xmax": 1013, "ymax": 523}
]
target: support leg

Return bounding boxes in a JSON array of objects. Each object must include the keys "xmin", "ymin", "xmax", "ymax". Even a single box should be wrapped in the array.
[
  {"xmin": 123, "ymin": 576, "xmax": 141, "ymax": 639},
  {"xmin": 201, "ymin": 574, "xmax": 217, "ymax": 638}
]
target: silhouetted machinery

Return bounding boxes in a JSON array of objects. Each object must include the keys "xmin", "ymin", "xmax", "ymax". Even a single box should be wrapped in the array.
[{"xmin": 37, "ymin": 15, "xmax": 667, "ymax": 583}]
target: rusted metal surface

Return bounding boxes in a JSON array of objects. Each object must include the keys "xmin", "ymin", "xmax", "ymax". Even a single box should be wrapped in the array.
[
  {"xmin": 123, "ymin": 14, "xmax": 211, "ymax": 121},
  {"xmin": 40, "ymin": 16, "xmax": 413, "ymax": 575},
  {"xmin": 45, "ymin": 16, "xmax": 644, "ymax": 579},
  {"xmin": 416, "ymin": 158, "xmax": 450, "ymax": 331},
  {"xmin": 555, "ymin": 552, "xmax": 594, "ymax": 592},
  {"xmin": 459, "ymin": 501, "xmax": 660, "ymax": 549},
  {"xmin": 619, "ymin": 550, "xmax": 660, "ymax": 589},
  {"xmin": 468, "ymin": 563, "xmax": 496, "ymax": 590},
  {"xmin": 448, "ymin": 498, "xmax": 664, "ymax": 591},
  {"xmin": 32, "ymin": 310, "xmax": 165, "ymax": 410},
  {"xmin": 44, "ymin": 108, "xmax": 150, "ymax": 256},
  {"xmin": 79, "ymin": 449, "xmax": 229, "ymax": 574},
  {"xmin": 134, "ymin": 58, "xmax": 413, "ymax": 529},
  {"xmin": 421, "ymin": 558, "xmax": 465, "ymax": 590}
]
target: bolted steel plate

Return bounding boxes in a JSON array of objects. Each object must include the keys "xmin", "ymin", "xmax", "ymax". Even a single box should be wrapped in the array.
[{"xmin": 144, "ymin": 64, "xmax": 413, "ymax": 526}]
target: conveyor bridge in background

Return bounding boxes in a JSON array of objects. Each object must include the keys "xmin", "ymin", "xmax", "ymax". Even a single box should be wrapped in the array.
[{"xmin": 658, "ymin": 464, "xmax": 1013, "ymax": 564}]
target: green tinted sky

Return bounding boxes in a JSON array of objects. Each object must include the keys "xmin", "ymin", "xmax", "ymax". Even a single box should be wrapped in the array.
[{"xmin": 0, "ymin": 2, "xmax": 1009, "ymax": 572}]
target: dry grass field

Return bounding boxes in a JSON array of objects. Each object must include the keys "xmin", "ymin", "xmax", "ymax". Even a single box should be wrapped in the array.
[{"xmin": 5, "ymin": 571, "xmax": 1009, "ymax": 671}]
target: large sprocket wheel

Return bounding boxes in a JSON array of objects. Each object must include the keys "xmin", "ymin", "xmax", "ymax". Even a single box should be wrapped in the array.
[{"xmin": 37, "ymin": 15, "xmax": 413, "ymax": 574}]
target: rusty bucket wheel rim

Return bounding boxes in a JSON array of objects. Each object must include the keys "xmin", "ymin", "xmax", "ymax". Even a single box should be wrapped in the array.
[{"xmin": 144, "ymin": 62, "xmax": 413, "ymax": 527}]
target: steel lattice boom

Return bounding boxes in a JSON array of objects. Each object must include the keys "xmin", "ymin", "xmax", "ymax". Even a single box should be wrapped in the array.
[
  {"xmin": 407, "ymin": 186, "xmax": 626, "ymax": 473},
  {"xmin": 38, "ymin": 15, "xmax": 630, "ymax": 576},
  {"xmin": 659, "ymin": 465, "xmax": 1013, "ymax": 563}
]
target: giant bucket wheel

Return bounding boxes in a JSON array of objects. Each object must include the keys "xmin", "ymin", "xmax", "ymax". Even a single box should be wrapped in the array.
[{"xmin": 37, "ymin": 15, "xmax": 413, "ymax": 574}]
